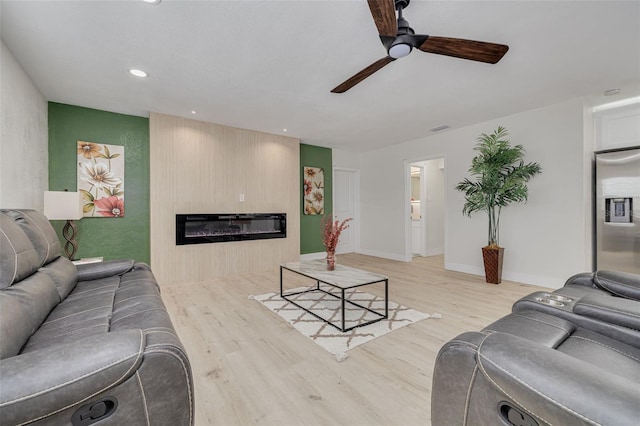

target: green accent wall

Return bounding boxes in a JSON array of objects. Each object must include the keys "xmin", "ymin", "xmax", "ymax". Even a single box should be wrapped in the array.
[
  {"xmin": 48, "ymin": 103, "xmax": 150, "ymax": 264},
  {"xmin": 300, "ymin": 143, "xmax": 332, "ymax": 254}
]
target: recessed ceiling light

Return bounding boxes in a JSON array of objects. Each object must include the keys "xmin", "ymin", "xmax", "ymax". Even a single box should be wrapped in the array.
[
  {"xmin": 191, "ymin": 110, "xmax": 197, "ymax": 114},
  {"xmin": 142, "ymin": 0, "xmax": 161, "ymax": 4},
  {"xmin": 283, "ymin": 128, "xmax": 288, "ymax": 132},
  {"xmin": 129, "ymin": 69, "xmax": 148, "ymax": 78}
]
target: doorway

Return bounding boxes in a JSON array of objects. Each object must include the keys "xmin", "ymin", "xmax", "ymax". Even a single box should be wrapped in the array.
[{"xmin": 406, "ymin": 157, "xmax": 446, "ymax": 260}]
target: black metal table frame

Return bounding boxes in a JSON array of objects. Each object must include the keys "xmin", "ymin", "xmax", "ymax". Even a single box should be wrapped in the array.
[{"xmin": 279, "ymin": 265, "xmax": 389, "ymax": 332}]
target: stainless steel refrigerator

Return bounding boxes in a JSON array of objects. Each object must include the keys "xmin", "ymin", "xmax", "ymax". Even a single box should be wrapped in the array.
[{"xmin": 594, "ymin": 147, "xmax": 640, "ymax": 274}]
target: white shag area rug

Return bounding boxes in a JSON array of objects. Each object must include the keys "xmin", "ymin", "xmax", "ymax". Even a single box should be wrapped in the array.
[{"xmin": 250, "ymin": 286, "xmax": 440, "ymax": 361}]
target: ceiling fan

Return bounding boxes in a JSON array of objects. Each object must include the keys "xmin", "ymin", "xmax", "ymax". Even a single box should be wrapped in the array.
[{"xmin": 331, "ymin": 0, "xmax": 509, "ymax": 93}]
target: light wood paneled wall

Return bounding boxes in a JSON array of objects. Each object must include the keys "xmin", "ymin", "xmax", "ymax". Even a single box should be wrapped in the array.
[{"xmin": 150, "ymin": 113, "xmax": 300, "ymax": 284}]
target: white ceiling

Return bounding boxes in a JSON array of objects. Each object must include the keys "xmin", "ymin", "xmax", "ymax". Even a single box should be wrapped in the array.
[{"xmin": 2, "ymin": 0, "xmax": 639, "ymax": 152}]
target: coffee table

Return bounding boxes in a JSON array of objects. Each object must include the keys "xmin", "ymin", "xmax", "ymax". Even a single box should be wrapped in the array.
[{"xmin": 280, "ymin": 260, "xmax": 388, "ymax": 332}]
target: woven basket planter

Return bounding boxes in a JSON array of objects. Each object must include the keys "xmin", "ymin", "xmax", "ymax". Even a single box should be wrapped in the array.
[{"xmin": 482, "ymin": 246, "xmax": 504, "ymax": 284}]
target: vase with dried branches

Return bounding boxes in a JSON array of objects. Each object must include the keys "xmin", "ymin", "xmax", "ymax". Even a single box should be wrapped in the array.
[{"xmin": 321, "ymin": 216, "xmax": 352, "ymax": 270}]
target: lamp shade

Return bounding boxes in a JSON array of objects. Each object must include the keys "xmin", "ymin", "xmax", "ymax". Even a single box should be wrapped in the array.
[{"xmin": 43, "ymin": 191, "xmax": 83, "ymax": 220}]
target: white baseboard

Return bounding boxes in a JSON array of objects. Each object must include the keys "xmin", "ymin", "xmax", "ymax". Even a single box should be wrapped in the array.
[
  {"xmin": 501, "ymin": 271, "xmax": 562, "ymax": 289},
  {"xmin": 444, "ymin": 261, "xmax": 562, "ymax": 289},
  {"xmin": 301, "ymin": 253, "xmax": 562, "ymax": 288},
  {"xmin": 300, "ymin": 252, "xmax": 326, "ymax": 261},
  {"xmin": 301, "ymin": 250, "xmax": 409, "ymax": 263},
  {"xmin": 357, "ymin": 248, "xmax": 410, "ymax": 262},
  {"xmin": 445, "ymin": 262, "xmax": 485, "ymax": 277},
  {"xmin": 424, "ymin": 247, "xmax": 444, "ymax": 257}
]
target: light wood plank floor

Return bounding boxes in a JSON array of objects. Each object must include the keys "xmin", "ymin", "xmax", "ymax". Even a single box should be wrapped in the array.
[{"xmin": 161, "ymin": 254, "xmax": 548, "ymax": 426}]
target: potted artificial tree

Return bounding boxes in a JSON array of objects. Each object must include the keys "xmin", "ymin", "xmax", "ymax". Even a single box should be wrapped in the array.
[{"xmin": 455, "ymin": 126, "xmax": 541, "ymax": 284}]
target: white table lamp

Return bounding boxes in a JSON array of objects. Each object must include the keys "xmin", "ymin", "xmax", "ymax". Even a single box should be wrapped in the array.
[{"xmin": 44, "ymin": 191, "xmax": 83, "ymax": 260}]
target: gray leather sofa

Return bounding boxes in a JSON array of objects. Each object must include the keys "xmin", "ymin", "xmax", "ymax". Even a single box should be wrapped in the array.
[
  {"xmin": 431, "ymin": 270, "xmax": 640, "ymax": 426},
  {"xmin": 0, "ymin": 209, "xmax": 193, "ymax": 425}
]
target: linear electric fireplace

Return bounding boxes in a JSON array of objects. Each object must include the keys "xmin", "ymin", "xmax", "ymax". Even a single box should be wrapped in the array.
[{"xmin": 176, "ymin": 213, "xmax": 286, "ymax": 245}]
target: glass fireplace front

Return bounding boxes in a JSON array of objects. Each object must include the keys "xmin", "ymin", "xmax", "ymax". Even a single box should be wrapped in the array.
[{"xmin": 176, "ymin": 213, "xmax": 286, "ymax": 245}]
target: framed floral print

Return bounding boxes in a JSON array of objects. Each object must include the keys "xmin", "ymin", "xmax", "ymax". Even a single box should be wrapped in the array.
[
  {"xmin": 77, "ymin": 141, "xmax": 125, "ymax": 217},
  {"xmin": 303, "ymin": 166, "xmax": 324, "ymax": 215}
]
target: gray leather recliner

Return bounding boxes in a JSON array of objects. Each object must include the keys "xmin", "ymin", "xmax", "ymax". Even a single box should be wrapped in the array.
[
  {"xmin": 0, "ymin": 209, "xmax": 194, "ymax": 425},
  {"xmin": 431, "ymin": 270, "xmax": 640, "ymax": 426}
]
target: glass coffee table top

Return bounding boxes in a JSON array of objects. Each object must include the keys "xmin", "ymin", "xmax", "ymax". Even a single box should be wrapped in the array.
[{"xmin": 281, "ymin": 260, "xmax": 388, "ymax": 289}]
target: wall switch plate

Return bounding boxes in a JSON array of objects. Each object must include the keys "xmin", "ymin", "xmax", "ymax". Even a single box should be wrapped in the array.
[{"xmin": 239, "ymin": 193, "xmax": 245, "ymax": 202}]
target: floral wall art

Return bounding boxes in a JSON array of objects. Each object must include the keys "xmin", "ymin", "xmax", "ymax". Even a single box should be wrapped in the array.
[
  {"xmin": 303, "ymin": 166, "xmax": 324, "ymax": 215},
  {"xmin": 77, "ymin": 141, "xmax": 125, "ymax": 217}
]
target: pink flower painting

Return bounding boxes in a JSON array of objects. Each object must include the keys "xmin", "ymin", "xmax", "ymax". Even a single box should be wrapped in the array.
[
  {"xmin": 77, "ymin": 141, "xmax": 125, "ymax": 217},
  {"xmin": 303, "ymin": 166, "xmax": 324, "ymax": 215}
]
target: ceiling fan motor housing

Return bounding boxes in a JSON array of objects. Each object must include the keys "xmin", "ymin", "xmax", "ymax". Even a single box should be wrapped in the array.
[
  {"xmin": 387, "ymin": 1, "xmax": 421, "ymax": 59},
  {"xmin": 382, "ymin": 18, "xmax": 428, "ymax": 59},
  {"xmin": 396, "ymin": 16, "xmax": 413, "ymax": 35}
]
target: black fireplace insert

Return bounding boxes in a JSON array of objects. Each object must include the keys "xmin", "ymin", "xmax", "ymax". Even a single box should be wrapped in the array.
[{"xmin": 176, "ymin": 213, "xmax": 286, "ymax": 245}]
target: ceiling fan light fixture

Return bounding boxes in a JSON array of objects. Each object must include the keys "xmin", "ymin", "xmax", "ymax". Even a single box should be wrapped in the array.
[{"xmin": 389, "ymin": 43, "xmax": 412, "ymax": 59}]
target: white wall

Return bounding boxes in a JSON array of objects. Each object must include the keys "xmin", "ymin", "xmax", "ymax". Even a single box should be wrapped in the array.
[
  {"xmin": 0, "ymin": 39, "xmax": 48, "ymax": 209},
  {"xmin": 359, "ymin": 98, "xmax": 591, "ymax": 288},
  {"xmin": 333, "ymin": 148, "xmax": 360, "ymax": 169}
]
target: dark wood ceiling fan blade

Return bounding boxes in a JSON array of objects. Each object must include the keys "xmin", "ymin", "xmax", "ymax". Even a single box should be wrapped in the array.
[
  {"xmin": 331, "ymin": 57, "xmax": 395, "ymax": 93},
  {"xmin": 419, "ymin": 36, "xmax": 509, "ymax": 64},
  {"xmin": 367, "ymin": 0, "xmax": 397, "ymax": 37}
]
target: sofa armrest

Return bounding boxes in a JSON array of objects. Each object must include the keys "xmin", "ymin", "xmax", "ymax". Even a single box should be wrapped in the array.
[
  {"xmin": 0, "ymin": 330, "xmax": 144, "ymax": 425},
  {"xmin": 75, "ymin": 259, "xmax": 135, "ymax": 281},
  {"xmin": 477, "ymin": 332, "xmax": 640, "ymax": 426}
]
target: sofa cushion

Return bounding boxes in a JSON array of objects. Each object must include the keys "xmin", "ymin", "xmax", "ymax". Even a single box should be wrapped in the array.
[
  {"xmin": 0, "ymin": 273, "xmax": 60, "ymax": 359},
  {"xmin": 39, "ymin": 256, "xmax": 78, "ymax": 300},
  {"xmin": 0, "ymin": 294, "xmax": 34, "ymax": 358},
  {"xmin": 1, "ymin": 209, "xmax": 61, "ymax": 267},
  {"xmin": 556, "ymin": 327, "xmax": 640, "ymax": 382},
  {"xmin": 21, "ymin": 275, "xmax": 118, "ymax": 353},
  {"xmin": 21, "ymin": 263, "xmax": 172, "ymax": 354},
  {"xmin": 0, "ymin": 213, "xmax": 40, "ymax": 288}
]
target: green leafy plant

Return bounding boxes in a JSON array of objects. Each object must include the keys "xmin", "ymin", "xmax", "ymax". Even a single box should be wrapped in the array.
[{"xmin": 455, "ymin": 126, "xmax": 541, "ymax": 248}]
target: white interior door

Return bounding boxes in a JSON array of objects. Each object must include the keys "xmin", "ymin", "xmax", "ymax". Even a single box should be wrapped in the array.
[{"xmin": 334, "ymin": 168, "xmax": 357, "ymax": 254}]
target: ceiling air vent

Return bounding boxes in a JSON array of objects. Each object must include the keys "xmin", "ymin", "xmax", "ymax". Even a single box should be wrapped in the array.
[{"xmin": 430, "ymin": 125, "xmax": 450, "ymax": 132}]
